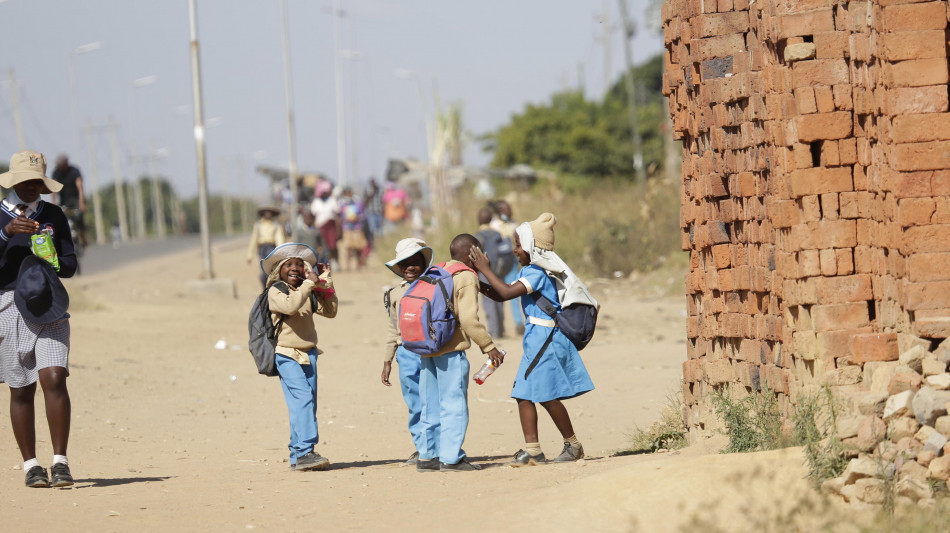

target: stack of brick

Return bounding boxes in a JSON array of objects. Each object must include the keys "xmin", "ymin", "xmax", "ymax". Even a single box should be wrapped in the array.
[{"xmin": 663, "ymin": 0, "xmax": 950, "ymax": 441}]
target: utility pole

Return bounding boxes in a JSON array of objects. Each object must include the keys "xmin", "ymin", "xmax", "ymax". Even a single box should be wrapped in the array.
[
  {"xmin": 221, "ymin": 156, "xmax": 233, "ymax": 236},
  {"xmin": 617, "ymin": 0, "xmax": 645, "ymax": 186},
  {"xmin": 279, "ymin": 0, "xmax": 300, "ymax": 239},
  {"xmin": 595, "ymin": 1, "xmax": 613, "ymax": 96},
  {"xmin": 188, "ymin": 0, "xmax": 214, "ymax": 279},
  {"xmin": 84, "ymin": 120, "xmax": 106, "ymax": 245},
  {"xmin": 332, "ymin": 0, "xmax": 348, "ymax": 187},
  {"xmin": 107, "ymin": 118, "xmax": 130, "ymax": 242},
  {"xmin": 8, "ymin": 69, "xmax": 25, "ymax": 149},
  {"xmin": 237, "ymin": 156, "xmax": 249, "ymax": 232},
  {"xmin": 149, "ymin": 142, "xmax": 167, "ymax": 238}
]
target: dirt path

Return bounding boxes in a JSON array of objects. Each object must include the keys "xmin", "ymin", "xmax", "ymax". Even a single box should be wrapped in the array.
[{"xmin": 0, "ymin": 237, "xmax": 842, "ymax": 531}]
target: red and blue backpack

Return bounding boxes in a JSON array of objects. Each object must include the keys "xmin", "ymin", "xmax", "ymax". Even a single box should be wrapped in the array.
[{"xmin": 398, "ymin": 262, "xmax": 473, "ymax": 355}]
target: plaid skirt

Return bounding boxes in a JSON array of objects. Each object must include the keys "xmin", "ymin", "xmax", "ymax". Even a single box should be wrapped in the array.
[{"xmin": 0, "ymin": 290, "xmax": 70, "ymax": 388}]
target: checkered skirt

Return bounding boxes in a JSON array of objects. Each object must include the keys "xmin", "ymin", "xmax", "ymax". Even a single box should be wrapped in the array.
[{"xmin": 0, "ymin": 290, "xmax": 70, "ymax": 388}]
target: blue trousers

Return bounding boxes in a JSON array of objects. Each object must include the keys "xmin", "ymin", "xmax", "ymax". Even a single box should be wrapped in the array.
[
  {"xmin": 418, "ymin": 350, "xmax": 470, "ymax": 464},
  {"xmin": 395, "ymin": 345, "xmax": 424, "ymax": 454},
  {"xmin": 276, "ymin": 350, "xmax": 319, "ymax": 465},
  {"xmin": 504, "ymin": 265, "xmax": 524, "ymax": 328},
  {"xmin": 482, "ymin": 294, "xmax": 505, "ymax": 338}
]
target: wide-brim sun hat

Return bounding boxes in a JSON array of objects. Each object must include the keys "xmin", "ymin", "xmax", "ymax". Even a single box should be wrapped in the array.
[
  {"xmin": 260, "ymin": 242, "xmax": 318, "ymax": 275},
  {"xmin": 14, "ymin": 255, "xmax": 70, "ymax": 324},
  {"xmin": 0, "ymin": 150, "xmax": 63, "ymax": 194},
  {"xmin": 385, "ymin": 238, "xmax": 433, "ymax": 277},
  {"xmin": 256, "ymin": 205, "xmax": 280, "ymax": 217}
]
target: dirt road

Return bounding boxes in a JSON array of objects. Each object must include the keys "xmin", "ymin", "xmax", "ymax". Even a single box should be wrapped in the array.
[{"xmin": 0, "ymin": 237, "xmax": 833, "ymax": 532}]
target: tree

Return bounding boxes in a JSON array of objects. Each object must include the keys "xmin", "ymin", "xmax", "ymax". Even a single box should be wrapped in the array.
[{"xmin": 485, "ymin": 52, "xmax": 667, "ymax": 180}]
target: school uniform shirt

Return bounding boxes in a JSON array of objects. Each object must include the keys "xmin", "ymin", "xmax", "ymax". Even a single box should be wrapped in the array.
[
  {"xmin": 383, "ymin": 279, "xmax": 409, "ymax": 363},
  {"xmin": 427, "ymin": 260, "xmax": 496, "ymax": 358},
  {"xmin": 247, "ymin": 218, "xmax": 286, "ymax": 261},
  {"xmin": 269, "ymin": 271, "xmax": 338, "ymax": 364},
  {"xmin": 0, "ymin": 197, "xmax": 78, "ymax": 288}
]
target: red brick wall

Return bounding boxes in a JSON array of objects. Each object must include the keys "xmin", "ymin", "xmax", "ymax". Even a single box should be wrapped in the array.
[{"xmin": 663, "ymin": 0, "xmax": 950, "ymax": 439}]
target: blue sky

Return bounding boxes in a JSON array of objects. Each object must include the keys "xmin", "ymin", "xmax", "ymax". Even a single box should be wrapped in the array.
[{"xmin": 0, "ymin": 0, "xmax": 664, "ymax": 199}]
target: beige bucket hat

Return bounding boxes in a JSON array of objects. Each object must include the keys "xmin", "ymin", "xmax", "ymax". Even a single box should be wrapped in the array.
[
  {"xmin": 0, "ymin": 150, "xmax": 63, "ymax": 194},
  {"xmin": 260, "ymin": 242, "xmax": 318, "ymax": 275},
  {"xmin": 385, "ymin": 238, "xmax": 433, "ymax": 277}
]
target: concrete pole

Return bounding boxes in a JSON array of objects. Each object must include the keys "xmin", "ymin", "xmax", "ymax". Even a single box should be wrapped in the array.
[
  {"xmin": 84, "ymin": 120, "xmax": 106, "ymax": 245},
  {"xmin": 188, "ymin": 0, "xmax": 214, "ymax": 279},
  {"xmin": 617, "ymin": 0, "xmax": 645, "ymax": 186},
  {"xmin": 237, "ymin": 156, "xmax": 249, "ymax": 232},
  {"xmin": 279, "ymin": 0, "xmax": 300, "ymax": 240},
  {"xmin": 332, "ymin": 0, "xmax": 348, "ymax": 187},
  {"xmin": 221, "ymin": 156, "xmax": 233, "ymax": 236},
  {"xmin": 149, "ymin": 142, "xmax": 167, "ymax": 238},
  {"xmin": 8, "ymin": 69, "xmax": 25, "ymax": 149},
  {"xmin": 107, "ymin": 118, "xmax": 130, "ymax": 241}
]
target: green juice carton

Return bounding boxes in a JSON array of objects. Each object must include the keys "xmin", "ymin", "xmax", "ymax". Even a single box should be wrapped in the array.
[{"xmin": 31, "ymin": 232, "xmax": 60, "ymax": 271}]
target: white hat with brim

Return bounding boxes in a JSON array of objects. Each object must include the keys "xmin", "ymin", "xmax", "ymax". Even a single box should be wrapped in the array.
[
  {"xmin": 260, "ymin": 243, "xmax": 318, "ymax": 275},
  {"xmin": 385, "ymin": 238, "xmax": 433, "ymax": 277},
  {"xmin": 0, "ymin": 150, "xmax": 63, "ymax": 195}
]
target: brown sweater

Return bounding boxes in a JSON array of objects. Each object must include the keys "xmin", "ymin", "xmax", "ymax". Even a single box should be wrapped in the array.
[
  {"xmin": 269, "ymin": 272, "xmax": 338, "ymax": 363},
  {"xmin": 427, "ymin": 260, "xmax": 496, "ymax": 358}
]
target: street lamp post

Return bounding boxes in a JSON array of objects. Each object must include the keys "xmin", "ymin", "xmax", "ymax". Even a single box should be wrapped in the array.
[
  {"xmin": 68, "ymin": 42, "xmax": 101, "ymax": 161},
  {"xmin": 188, "ymin": 0, "xmax": 214, "ymax": 279},
  {"xmin": 129, "ymin": 74, "xmax": 157, "ymax": 239},
  {"xmin": 279, "ymin": 0, "xmax": 299, "ymax": 240}
]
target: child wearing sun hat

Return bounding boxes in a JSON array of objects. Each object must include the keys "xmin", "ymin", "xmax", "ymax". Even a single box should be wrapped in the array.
[
  {"xmin": 0, "ymin": 150, "xmax": 79, "ymax": 488},
  {"xmin": 261, "ymin": 242, "xmax": 338, "ymax": 471}
]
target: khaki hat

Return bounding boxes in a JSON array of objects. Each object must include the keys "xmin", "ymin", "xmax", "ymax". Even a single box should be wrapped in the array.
[
  {"xmin": 385, "ymin": 238, "xmax": 433, "ymax": 277},
  {"xmin": 528, "ymin": 212, "xmax": 556, "ymax": 251},
  {"xmin": 260, "ymin": 243, "xmax": 318, "ymax": 275},
  {"xmin": 256, "ymin": 205, "xmax": 280, "ymax": 217},
  {"xmin": 0, "ymin": 150, "xmax": 63, "ymax": 194}
]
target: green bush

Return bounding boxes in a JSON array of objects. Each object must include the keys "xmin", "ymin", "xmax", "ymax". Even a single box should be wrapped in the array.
[
  {"xmin": 712, "ymin": 386, "xmax": 789, "ymax": 453},
  {"xmin": 792, "ymin": 386, "xmax": 849, "ymax": 488}
]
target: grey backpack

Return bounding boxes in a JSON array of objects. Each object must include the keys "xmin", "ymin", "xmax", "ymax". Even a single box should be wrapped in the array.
[{"xmin": 248, "ymin": 282, "xmax": 289, "ymax": 377}]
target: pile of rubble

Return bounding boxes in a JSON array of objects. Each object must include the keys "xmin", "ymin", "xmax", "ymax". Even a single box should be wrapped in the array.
[{"xmin": 824, "ymin": 338, "xmax": 950, "ymax": 506}]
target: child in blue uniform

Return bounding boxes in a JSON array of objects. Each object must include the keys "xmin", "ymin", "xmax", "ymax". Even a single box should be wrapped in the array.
[
  {"xmin": 470, "ymin": 213, "xmax": 593, "ymax": 466},
  {"xmin": 381, "ymin": 238, "xmax": 434, "ymax": 464}
]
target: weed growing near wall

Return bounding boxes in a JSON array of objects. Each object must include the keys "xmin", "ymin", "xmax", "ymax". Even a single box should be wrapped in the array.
[
  {"xmin": 711, "ymin": 386, "xmax": 789, "ymax": 453},
  {"xmin": 792, "ymin": 386, "xmax": 849, "ymax": 487}
]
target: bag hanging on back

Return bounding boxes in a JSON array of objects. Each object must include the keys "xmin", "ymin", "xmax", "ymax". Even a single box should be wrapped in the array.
[
  {"xmin": 398, "ymin": 262, "xmax": 472, "ymax": 355},
  {"xmin": 247, "ymin": 282, "xmax": 289, "ymax": 377}
]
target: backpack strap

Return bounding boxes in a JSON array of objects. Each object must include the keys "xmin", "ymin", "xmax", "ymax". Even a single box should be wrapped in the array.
[
  {"xmin": 438, "ymin": 261, "xmax": 476, "ymax": 276},
  {"xmin": 523, "ymin": 291, "xmax": 560, "ymax": 380},
  {"xmin": 524, "ymin": 327, "xmax": 555, "ymax": 380}
]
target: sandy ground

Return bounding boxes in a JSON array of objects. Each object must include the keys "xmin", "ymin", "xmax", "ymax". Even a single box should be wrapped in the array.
[{"xmin": 0, "ymin": 237, "xmax": 850, "ymax": 532}]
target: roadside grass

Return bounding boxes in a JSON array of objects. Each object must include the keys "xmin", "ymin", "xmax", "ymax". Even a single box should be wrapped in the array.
[{"xmin": 618, "ymin": 391, "xmax": 688, "ymax": 455}]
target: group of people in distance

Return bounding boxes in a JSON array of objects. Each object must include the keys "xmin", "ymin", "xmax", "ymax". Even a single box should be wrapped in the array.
[{"xmin": 260, "ymin": 203, "xmax": 594, "ymax": 472}]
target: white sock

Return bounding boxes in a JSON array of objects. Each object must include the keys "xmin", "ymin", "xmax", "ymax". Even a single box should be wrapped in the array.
[
  {"xmin": 23, "ymin": 458, "xmax": 40, "ymax": 471},
  {"xmin": 53, "ymin": 455, "xmax": 68, "ymax": 466}
]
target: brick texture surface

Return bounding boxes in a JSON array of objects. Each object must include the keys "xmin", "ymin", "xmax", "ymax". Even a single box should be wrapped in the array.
[{"xmin": 664, "ymin": 0, "xmax": 950, "ymax": 439}]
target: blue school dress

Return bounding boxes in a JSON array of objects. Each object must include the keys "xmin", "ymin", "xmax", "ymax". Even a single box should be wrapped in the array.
[{"xmin": 510, "ymin": 265, "xmax": 594, "ymax": 403}]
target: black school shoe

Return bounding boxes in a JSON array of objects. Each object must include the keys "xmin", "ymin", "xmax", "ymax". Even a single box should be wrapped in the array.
[
  {"xmin": 25, "ymin": 466, "xmax": 49, "ymax": 488},
  {"xmin": 50, "ymin": 463, "xmax": 75, "ymax": 487},
  {"xmin": 416, "ymin": 458, "xmax": 440, "ymax": 472},
  {"xmin": 508, "ymin": 449, "xmax": 546, "ymax": 467},
  {"xmin": 440, "ymin": 458, "xmax": 482, "ymax": 472},
  {"xmin": 294, "ymin": 452, "xmax": 330, "ymax": 472}
]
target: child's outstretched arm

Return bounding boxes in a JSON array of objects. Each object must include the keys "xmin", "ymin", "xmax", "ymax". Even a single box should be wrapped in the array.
[{"xmin": 469, "ymin": 246, "xmax": 527, "ymax": 302}]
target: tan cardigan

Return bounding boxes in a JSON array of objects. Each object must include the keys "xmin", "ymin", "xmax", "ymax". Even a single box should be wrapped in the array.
[
  {"xmin": 426, "ymin": 260, "xmax": 496, "ymax": 358},
  {"xmin": 269, "ymin": 272, "xmax": 338, "ymax": 364}
]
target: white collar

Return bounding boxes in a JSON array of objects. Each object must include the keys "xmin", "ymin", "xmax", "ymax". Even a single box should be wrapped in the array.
[{"xmin": 5, "ymin": 191, "xmax": 39, "ymax": 216}]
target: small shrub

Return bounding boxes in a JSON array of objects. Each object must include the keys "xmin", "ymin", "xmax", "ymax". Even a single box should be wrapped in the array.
[
  {"xmin": 624, "ymin": 394, "xmax": 688, "ymax": 454},
  {"xmin": 711, "ymin": 386, "xmax": 789, "ymax": 453},
  {"xmin": 792, "ymin": 385, "xmax": 849, "ymax": 487}
]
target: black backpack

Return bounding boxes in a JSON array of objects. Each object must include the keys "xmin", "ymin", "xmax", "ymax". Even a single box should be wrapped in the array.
[
  {"xmin": 475, "ymin": 228, "xmax": 516, "ymax": 278},
  {"xmin": 247, "ymin": 282, "xmax": 289, "ymax": 377},
  {"xmin": 523, "ymin": 292, "xmax": 599, "ymax": 379}
]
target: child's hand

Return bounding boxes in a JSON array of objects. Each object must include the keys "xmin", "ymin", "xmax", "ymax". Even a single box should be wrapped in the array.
[
  {"xmin": 487, "ymin": 347, "xmax": 505, "ymax": 367},
  {"xmin": 381, "ymin": 361, "xmax": 393, "ymax": 386},
  {"xmin": 468, "ymin": 246, "xmax": 491, "ymax": 273}
]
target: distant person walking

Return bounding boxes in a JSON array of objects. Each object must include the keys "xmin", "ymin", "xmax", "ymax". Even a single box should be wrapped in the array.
[
  {"xmin": 310, "ymin": 180, "xmax": 341, "ymax": 269},
  {"xmin": 339, "ymin": 187, "xmax": 367, "ymax": 271},
  {"xmin": 474, "ymin": 206, "xmax": 515, "ymax": 339},
  {"xmin": 247, "ymin": 206, "xmax": 286, "ymax": 288},
  {"xmin": 382, "ymin": 180, "xmax": 410, "ymax": 230},
  {"xmin": 51, "ymin": 154, "xmax": 87, "ymax": 248},
  {"xmin": 0, "ymin": 150, "xmax": 79, "ymax": 488},
  {"xmin": 490, "ymin": 200, "xmax": 524, "ymax": 335}
]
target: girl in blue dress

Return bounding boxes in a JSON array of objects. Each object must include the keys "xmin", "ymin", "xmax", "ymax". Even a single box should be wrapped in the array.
[{"xmin": 470, "ymin": 212, "xmax": 594, "ymax": 466}]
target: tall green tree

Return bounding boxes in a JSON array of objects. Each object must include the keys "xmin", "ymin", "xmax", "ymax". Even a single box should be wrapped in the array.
[{"xmin": 485, "ymin": 52, "xmax": 667, "ymax": 180}]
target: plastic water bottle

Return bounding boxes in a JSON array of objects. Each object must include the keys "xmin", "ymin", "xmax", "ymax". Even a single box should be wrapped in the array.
[{"xmin": 473, "ymin": 350, "xmax": 504, "ymax": 385}]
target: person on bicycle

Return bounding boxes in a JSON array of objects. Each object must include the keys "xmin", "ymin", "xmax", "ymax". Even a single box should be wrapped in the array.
[{"xmin": 51, "ymin": 155, "xmax": 86, "ymax": 248}]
